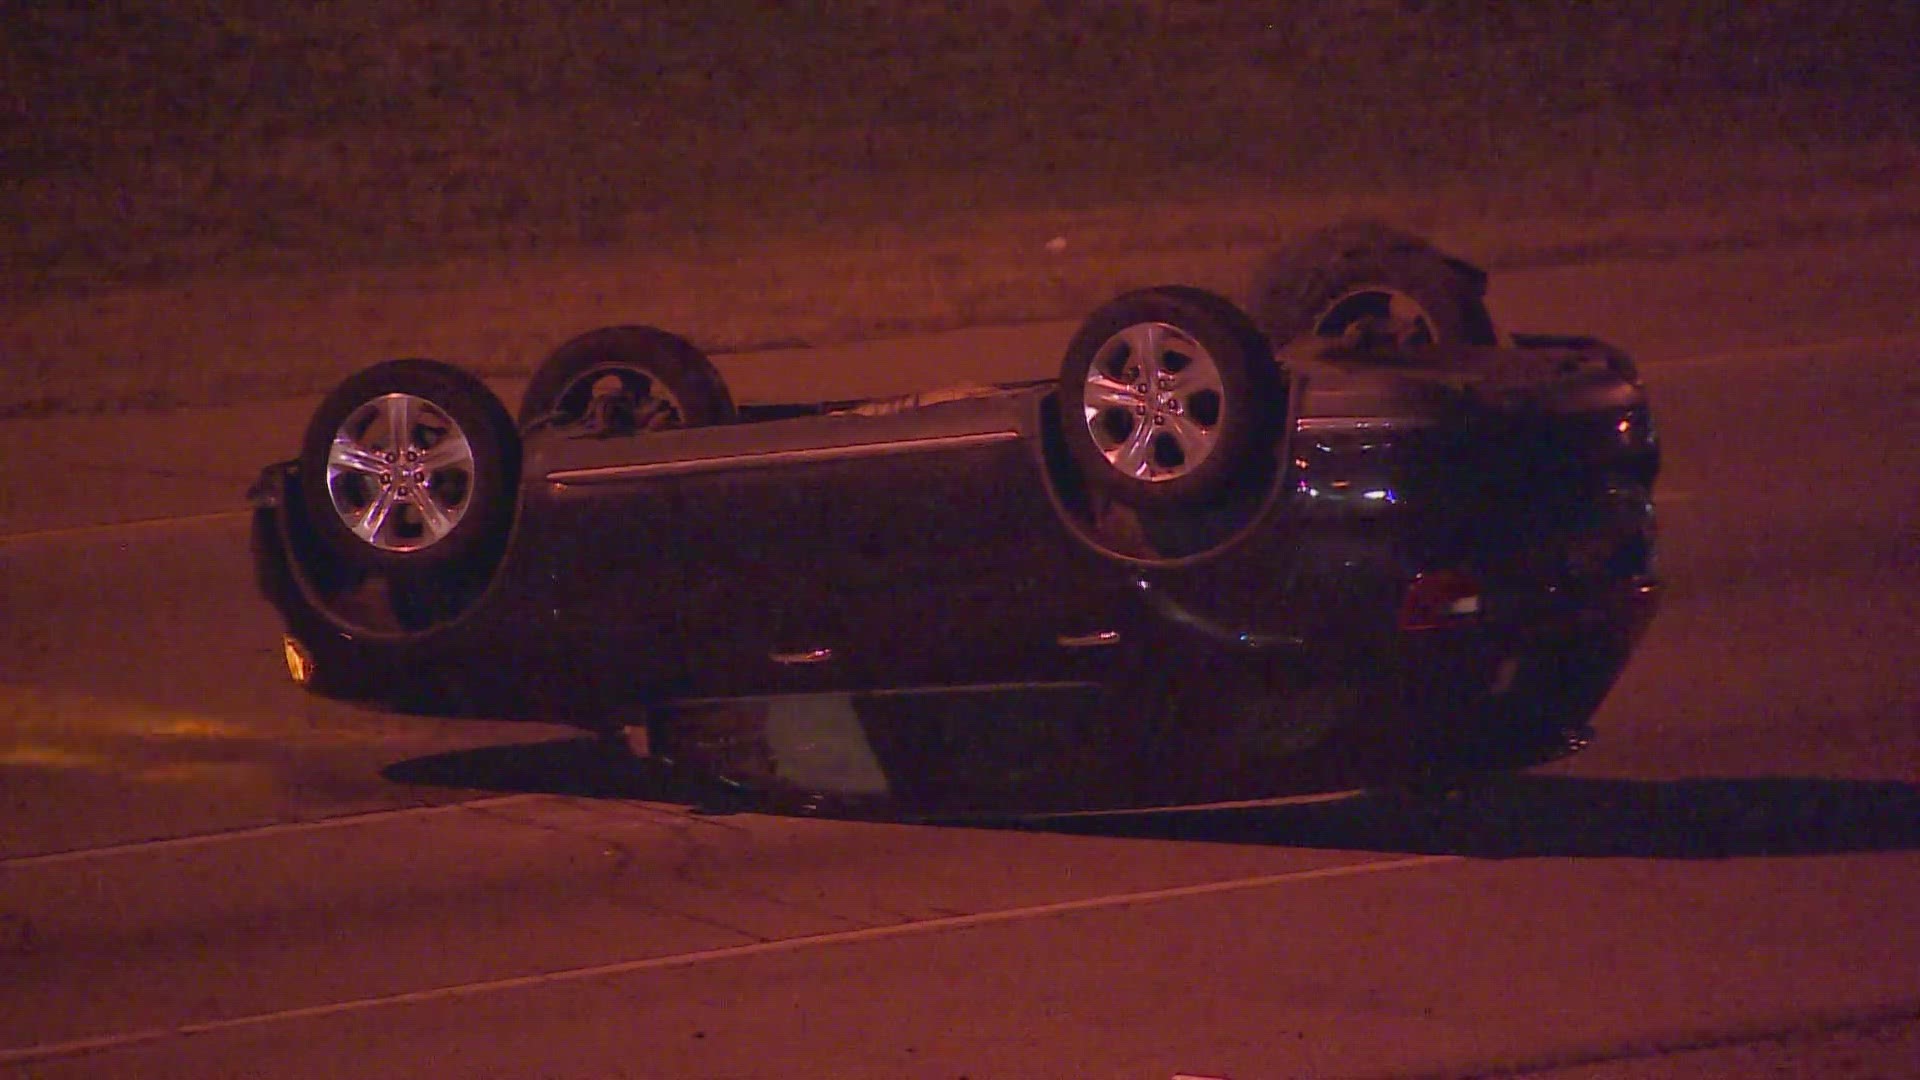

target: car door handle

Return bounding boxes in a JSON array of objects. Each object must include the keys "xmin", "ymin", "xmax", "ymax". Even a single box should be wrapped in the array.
[{"xmin": 770, "ymin": 646, "xmax": 836, "ymax": 666}]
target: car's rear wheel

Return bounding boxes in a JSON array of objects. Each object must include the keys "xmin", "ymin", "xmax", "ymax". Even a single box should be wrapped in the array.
[
  {"xmin": 518, "ymin": 325, "xmax": 736, "ymax": 431},
  {"xmin": 1248, "ymin": 219, "xmax": 1498, "ymax": 351},
  {"xmin": 298, "ymin": 358, "xmax": 519, "ymax": 576},
  {"xmin": 1058, "ymin": 287, "xmax": 1276, "ymax": 507}
]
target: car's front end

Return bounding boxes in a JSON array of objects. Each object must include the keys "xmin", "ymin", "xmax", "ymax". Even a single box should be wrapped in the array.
[{"xmin": 1093, "ymin": 333, "xmax": 1662, "ymax": 792}]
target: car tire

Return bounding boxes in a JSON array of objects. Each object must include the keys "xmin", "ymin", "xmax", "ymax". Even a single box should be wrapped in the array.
[
  {"xmin": 298, "ymin": 358, "xmax": 520, "ymax": 575},
  {"xmin": 518, "ymin": 325, "xmax": 737, "ymax": 430},
  {"xmin": 1058, "ymin": 287, "xmax": 1276, "ymax": 507},
  {"xmin": 1247, "ymin": 219, "xmax": 1498, "ymax": 351}
]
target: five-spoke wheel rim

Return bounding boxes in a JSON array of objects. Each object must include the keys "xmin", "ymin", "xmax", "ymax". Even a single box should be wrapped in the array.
[
  {"xmin": 557, "ymin": 364, "xmax": 687, "ymax": 430},
  {"xmin": 325, "ymin": 392, "xmax": 475, "ymax": 552},
  {"xmin": 1314, "ymin": 288, "xmax": 1438, "ymax": 347},
  {"xmin": 1079, "ymin": 321, "xmax": 1226, "ymax": 483}
]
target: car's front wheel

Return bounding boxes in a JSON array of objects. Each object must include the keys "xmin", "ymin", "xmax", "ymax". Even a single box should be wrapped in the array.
[{"xmin": 297, "ymin": 358, "xmax": 519, "ymax": 576}]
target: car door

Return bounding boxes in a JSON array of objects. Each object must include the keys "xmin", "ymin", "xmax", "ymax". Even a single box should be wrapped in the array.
[
  {"xmin": 528, "ymin": 415, "xmax": 863, "ymax": 698},
  {"xmin": 788, "ymin": 392, "xmax": 1137, "ymax": 689},
  {"xmin": 530, "ymin": 391, "xmax": 1135, "ymax": 697}
]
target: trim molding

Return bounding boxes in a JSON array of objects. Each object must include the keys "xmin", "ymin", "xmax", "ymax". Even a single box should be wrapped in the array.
[{"xmin": 547, "ymin": 429, "xmax": 1022, "ymax": 486}]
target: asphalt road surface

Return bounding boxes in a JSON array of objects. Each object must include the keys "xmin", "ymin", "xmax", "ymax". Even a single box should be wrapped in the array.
[{"xmin": 2, "ymin": 239, "xmax": 1917, "ymax": 1078}]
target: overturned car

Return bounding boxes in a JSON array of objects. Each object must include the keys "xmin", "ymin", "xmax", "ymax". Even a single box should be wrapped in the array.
[{"xmin": 250, "ymin": 224, "xmax": 1660, "ymax": 811}]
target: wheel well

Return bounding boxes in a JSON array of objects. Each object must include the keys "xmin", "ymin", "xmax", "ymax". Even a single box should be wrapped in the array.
[
  {"xmin": 1033, "ymin": 389, "xmax": 1288, "ymax": 566},
  {"xmin": 275, "ymin": 460, "xmax": 520, "ymax": 641}
]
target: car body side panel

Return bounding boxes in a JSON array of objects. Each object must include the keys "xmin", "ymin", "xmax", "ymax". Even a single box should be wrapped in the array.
[
  {"xmin": 521, "ymin": 389, "xmax": 1136, "ymax": 696},
  {"xmin": 811, "ymin": 428, "xmax": 1137, "ymax": 690}
]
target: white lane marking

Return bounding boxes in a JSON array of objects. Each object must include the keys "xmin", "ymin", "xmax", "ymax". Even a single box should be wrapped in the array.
[
  {"xmin": 0, "ymin": 853, "xmax": 1460, "ymax": 1067},
  {"xmin": 0, "ymin": 794, "xmax": 548, "ymax": 870},
  {"xmin": 932, "ymin": 788, "xmax": 1367, "ymax": 827},
  {"xmin": 0, "ymin": 508, "xmax": 250, "ymax": 545}
]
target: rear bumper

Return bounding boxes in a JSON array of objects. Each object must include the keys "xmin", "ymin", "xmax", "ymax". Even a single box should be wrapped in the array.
[{"xmin": 1364, "ymin": 573, "xmax": 1662, "ymax": 770}]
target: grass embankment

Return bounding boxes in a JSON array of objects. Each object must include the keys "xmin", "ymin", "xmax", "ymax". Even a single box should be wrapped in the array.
[{"xmin": 3, "ymin": 0, "xmax": 1916, "ymax": 415}]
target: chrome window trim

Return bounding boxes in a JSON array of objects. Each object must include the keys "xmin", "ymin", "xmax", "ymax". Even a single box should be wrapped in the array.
[
  {"xmin": 546, "ymin": 429, "xmax": 1022, "ymax": 486},
  {"xmin": 1295, "ymin": 416, "xmax": 1434, "ymax": 435}
]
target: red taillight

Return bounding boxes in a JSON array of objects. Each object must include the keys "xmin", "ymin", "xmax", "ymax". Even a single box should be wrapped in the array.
[{"xmin": 1399, "ymin": 569, "xmax": 1485, "ymax": 631}]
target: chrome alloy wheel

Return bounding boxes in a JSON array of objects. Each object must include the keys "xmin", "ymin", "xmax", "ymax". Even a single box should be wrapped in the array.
[
  {"xmin": 324, "ymin": 392, "xmax": 475, "ymax": 552},
  {"xmin": 1079, "ymin": 320, "xmax": 1226, "ymax": 482}
]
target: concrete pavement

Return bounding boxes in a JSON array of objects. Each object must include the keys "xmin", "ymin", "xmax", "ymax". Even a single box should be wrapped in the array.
[{"xmin": 2, "ymin": 232, "xmax": 1917, "ymax": 1077}]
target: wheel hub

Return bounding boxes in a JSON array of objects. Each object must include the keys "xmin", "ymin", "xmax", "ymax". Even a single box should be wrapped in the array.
[
  {"xmin": 1081, "ymin": 321, "xmax": 1225, "ymax": 482},
  {"xmin": 565, "ymin": 366, "xmax": 687, "ymax": 433},
  {"xmin": 324, "ymin": 392, "xmax": 476, "ymax": 553},
  {"xmin": 1315, "ymin": 288, "xmax": 1438, "ymax": 349}
]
